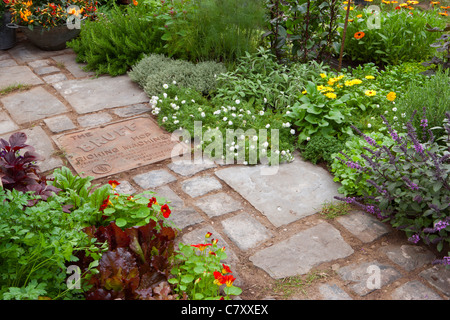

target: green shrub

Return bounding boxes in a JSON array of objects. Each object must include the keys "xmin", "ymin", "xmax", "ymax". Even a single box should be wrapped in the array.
[
  {"xmin": 342, "ymin": 6, "xmax": 446, "ymax": 65},
  {"xmin": 128, "ymin": 54, "xmax": 226, "ymax": 96},
  {"xmin": 396, "ymin": 69, "xmax": 450, "ymax": 140},
  {"xmin": 162, "ymin": 0, "xmax": 266, "ymax": 65},
  {"xmin": 68, "ymin": 5, "xmax": 166, "ymax": 76},
  {"xmin": 300, "ymin": 135, "xmax": 346, "ymax": 165}
]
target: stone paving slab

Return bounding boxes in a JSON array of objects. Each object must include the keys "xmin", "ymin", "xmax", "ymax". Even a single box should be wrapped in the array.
[
  {"xmin": 390, "ymin": 281, "xmax": 443, "ymax": 300},
  {"xmin": 168, "ymin": 159, "xmax": 217, "ymax": 177},
  {"xmin": 112, "ymin": 104, "xmax": 152, "ymax": 118},
  {"xmin": 336, "ymin": 260, "xmax": 402, "ymax": 296},
  {"xmin": 0, "ymin": 111, "xmax": 19, "ymax": 135},
  {"xmin": 194, "ymin": 192, "xmax": 243, "ymax": 218},
  {"xmin": 181, "ymin": 175, "xmax": 223, "ymax": 198},
  {"xmin": 336, "ymin": 211, "xmax": 391, "ymax": 243},
  {"xmin": 133, "ymin": 169, "xmax": 177, "ymax": 190},
  {"xmin": 0, "ymin": 59, "xmax": 18, "ymax": 67},
  {"xmin": 2, "ymin": 86, "xmax": 67, "ymax": 124},
  {"xmin": 419, "ymin": 265, "xmax": 450, "ymax": 297},
  {"xmin": 221, "ymin": 212, "xmax": 273, "ymax": 251},
  {"xmin": 215, "ymin": 157, "xmax": 341, "ymax": 227},
  {"xmin": 44, "ymin": 115, "xmax": 76, "ymax": 133},
  {"xmin": 51, "ymin": 53, "xmax": 95, "ymax": 78},
  {"xmin": 379, "ymin": 244, "xmax": 436, "ymax": 272},
  {"xmin": 53, "ymin": 76, "xmax": 149, "ymax": 114},
  {"xmin": 249, "ymin": 222, "xmax": 354, "ymax": 279},
  {"xmin": 7, "ymin": 42, "xmax": 72, "ymax": 63},
  {"xmin": 77, "ymin": 112, "xmax": 113, "ymax": 127},
  {"xmin": 42, "ymin": 73, "xmax": 68, "ymax": 84},
  {"xmin": 0, "ymin": 65, "xmax": 43, "ymax": 88}
]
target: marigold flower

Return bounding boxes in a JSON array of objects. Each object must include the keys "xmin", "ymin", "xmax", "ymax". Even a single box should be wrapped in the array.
[
  {"xmin": 161, "ymin": 204, "xmax": 171, "ymax": 218},
  {"xmin": 438, "ymin": 11, "xmax": 448, "ymax": 16},
  {"xmin": 133, "ymin": 0, "xmax": 138, "ymax": 5},
  {"xmin": 365, "ymin": 90, "xmax": 377, "ymax": 97},
  {"xmin": 386, "ymin": 91, "xmax": 396, "ymax": 101},
  {"xmin": 324, "ymin": 92, "xmax": 337, "ymax": 99},
  {"xmin": 365, "ymin": 75, "xmax": 375, "ymax": 80},
  {"xmin": 320, "ymin": 73, "xmax": 327, "ymax": 78},
  {"xmin": 354, "ymin": 31, "xmax": 365, "ymax": 39}
]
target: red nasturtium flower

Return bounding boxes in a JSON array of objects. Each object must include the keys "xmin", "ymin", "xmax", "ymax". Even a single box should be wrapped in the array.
[
  {"xmin": 205, "ymin": 232, "xmax": 212, "ymax": 238},
  {"xmin": 191, "ymin": 243, "xmax": 212, "ymax": 251},
  {"xmin": 161, "ymin": 204, "xmax": 171, "ymax": 218},
  {"xmin": 354, "ymin": 31, "xmax": 365, "ymax": 39},
  {"xmin": 222, "ymin": 264, "xmax": 232, "ymax": 274},
  {"xmin": 108, "ymin": 180, "xmax": 120, "ymax": 189},
  {"xmin": 147, "ymin": 197, "xmax": 158, "ymax": 207},
  {"xmin": 213, "ymin": 271, "xmax": 224, "ymax": 285},
  {"xmin": 99, "ymin": 195, "xmax": 111, "ymax": 211},
  {"xmin": 222, "ymin": 274, "xmax": 236, "ymax": 287}
]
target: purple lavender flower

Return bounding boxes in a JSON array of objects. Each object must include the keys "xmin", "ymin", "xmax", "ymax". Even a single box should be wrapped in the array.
[
  {"xmin": 346, "ymin": 161, "xmax": 361, "ymax": 170},
  {"xmin": 420, "ymin": 119, "xmax": 428, "ymax": 128},
  {"xmin": 401, "ymin": 176, "xmax": 419, "ymax": 191},
  {"xmin": 434, "ymin": 220, "xmax": 449, "ymax": 232},
  {"xmin": 408, "ymin": 234, "xmax": 420, "ymax": 244}
]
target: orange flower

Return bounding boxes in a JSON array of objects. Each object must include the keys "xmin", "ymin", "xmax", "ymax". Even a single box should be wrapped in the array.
[
  {"xmin": 213, "ymin": 271, "xmax": 224, "ymax": 285},
  {"xmin": 222, "ymin": 264, "xmax": 232, "ymax": 274},
  {"xmin": 354, "ymin": 31, "xmax": 365, "ymax": 39},
  {"xmin": 161, "ymin": 204, "xmax": 171, "ymax": 218},
  {"xmin": 191, "ymin": 243, "xmax": 212, "ymax": 251},
  {"xmin": 205, "ymin": 232, "xmax": 212, "ymax": 238},
  {"xmin": 133, "ymin": 0, "xmax": 138, "ymax": 5},
  {"xmin": 438, "ymin": 11, "xmax": 448, "ymax": 16},
  {"xmin": 222, "ymin": 274, "xmax": 236, "ymax": 287}
]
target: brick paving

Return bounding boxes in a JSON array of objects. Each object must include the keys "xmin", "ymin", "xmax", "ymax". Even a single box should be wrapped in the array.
[{"xmin": 1, "ymin": 37, "xmax": 449, "ymax": 300}]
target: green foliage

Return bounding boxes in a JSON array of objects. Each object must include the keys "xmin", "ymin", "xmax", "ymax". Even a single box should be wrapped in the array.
[
  {"xmin": 67, "ymin": 5, "xmax": 166, "ymax": 76},
  {"xmin": 162, "ymin": 0, "xmax": 266, "ymax": 65},
  {"xmin": 169, "ymin": 232, "xmax": 242, "ymax": 299},
  {"xmin": 396, "ymin": 69, "xmax": 450, "ymax": 140},
  {"xmin": 0, "ymin": 188, "xmax": 104, "ymax": 300},
  {"xmin": 300, "ymin": 135, "xmax": 346, "ymax": 165},
  {"xmin": 331, "ymin": 131, "xmax": 395, "ymax": 196},
  {"xmin": 128, "ymin": 53, "xmax": 226, "ymax": 97},
  {"xmin": 215, "ymin": 47, "xmax": 325, "ymax": 110},
  {"xmin": 341, "ymin": 6, "xmax": 447, "ymax": 66}
]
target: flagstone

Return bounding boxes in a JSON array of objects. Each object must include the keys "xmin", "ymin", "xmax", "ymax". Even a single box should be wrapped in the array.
[
  {"xmin": 215, "ymin": 156, "xmax": 341, "ymax": 227},
  {"xmin": 53, "ymin": 76, "xmax": 149, "ymax": 114},
  {"xmin": 249, "ymin": 222, "xmax": 354, "ymax": 279},
  {"xmin": 336, "ymin": 211, "xmax": 391, "ymax": 243},
  {"xmin": 379, "ymin": 244, "xmax": 436, "ymax": 272},
  {"xmin": 419, "ymin": 265, "xmax": 450, "ymax": 297},
  {"xmin": 77, "ymin": 112, "xmax": 113, "ymax": 127},
  {"xmin": 51, "ymin": 53, "xmax": 95, "ymax": 78},
  {"xmin": 133, "ymin": 169, "xmax": 177, "ymax": 190},
  {"xmin": 0, "ymin": 59, "xmax": 17, "ymax": 67},
  {"xmin": 181, "ymin": 175, "xmax": 222, "ymax": 198},
  {"xmin": 0, "ymin": 111, "xmax": 19, "ymax": 135},
  {"xmin": 44, "ymin": 115, "xmax": 76, "ymax": 133},
  {"xmin": 194, "ymin": 192, "xmax": 243, "ymax": 217},
  {"xmin": 1, "ymin": 86, "xmax": 67, "ymax": 124},
  {"xmin": 0, "ymin": 66, "xmax": 43, "ymax": 88},
  {"xmin": 390, "ymin": 281, "xmax": 442, "ymax": 300}
]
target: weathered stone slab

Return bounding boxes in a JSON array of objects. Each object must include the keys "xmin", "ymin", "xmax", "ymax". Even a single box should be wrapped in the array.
[
  {"xmin": 380, "ymin": 245, "xmax": 436, "ymax": 271},
  {"xmin": 133, "ymin": 169, "xmax": 177, "ymax": 190},
  {"xmin": 336, "ymin": 211, "xmax": 391, "ymax": 243},
  {"xmin": 51, "ymin": 53, "xmax": 95, "ymax": 78},
  {"xmin": 391, "ymin": 281, "xmax": 442, "ymax": 300},
  {"xmin": 195, "ymin": 192, "xmax": 243, "ymax": 217},
  {"xmin": 0, "ymin": 59, "xmax": 17, "ymax": 67},
  {"xmin": 154, "ymin": 185, "xmax": 184, "ymax": 208},
  {"xmin": 7, "ymin": 42, "xmax": 72, "ymax": 63},
  {"xmin": 168, "ymin": 158, "xmax": 216, "ymax": 177},
  {"xmin": 319, "ymin": 284, "xmax": 353, "ymax": 300},
  {"xmin": 419, "ymin": 265, "xmax": 450, "ymax": 297},
  {"xmin": 53, "ymin": 76, "xmax": 148, "ymax": 114},
  {"xmin": 44, "ymin": 115, "xmax": 76, "ymax": 133},
  {"xmin": 34, "ymin": 66, "xmax": 60, "ymax": 75},
  {"xmin": 181, "ymin": 175, "xmax": 222, "ymax": 198},
  {"xmin": 0, "ymin": 66, "xmax": 43, "ymax": 88},
  {"xmin": 0, "ymin": 111, "xmax": 19, "ymax": 135},
  {"xmin": 77, "ymin": 112, "xmax": 112, "ymax": 127},
  {"xmin": 215, "ymin": 157, "xmax": 341, "ymax": 227},
  {"xmin": 114, "ymin": 180, "xmax": 136, "ymax": 195},
  {"xmin": 28, "ymin": 59, "xmax": 51, "ymax": 69},
  {"xmin": 53, "ymin": 117, "xmax": 189, "ymax": 179},
  {"xmin": 221, "ymin": 213, "xmax": 272, "ymax": 250},
  {"xmin": 249, "ymin": 222, "xmax": 354, "ymax": 279},
  {"xmin": 336, "ymin": 260, "xmax": 402, "ymax": 296},
  {"xmin": 112, "ymin": 104, "xmax": 152, "ymax": 118},
  {"xmin": 0, "ymin": 126, "xmax": 63, "ymax": 173},
  {"xmin": 42, "ymin": 73, "xmax": 67, "ymax": 84},
  {"xmin": 2, "ymin": 87, "xmax": 67, "ymax": 124},
  {"xmin": 167, "ymin": 207, "xmax": 204, "ymax": 230}
]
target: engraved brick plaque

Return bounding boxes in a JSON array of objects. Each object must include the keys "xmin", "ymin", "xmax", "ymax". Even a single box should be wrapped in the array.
[{"xmin": 53, "ymin": 117, "xmax": 189, "ymax": 179}]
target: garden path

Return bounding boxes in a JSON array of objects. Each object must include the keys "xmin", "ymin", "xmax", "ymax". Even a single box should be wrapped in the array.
[{"xmin": 1, "ymin": 36, "xmax": 449, "ymax": 300}]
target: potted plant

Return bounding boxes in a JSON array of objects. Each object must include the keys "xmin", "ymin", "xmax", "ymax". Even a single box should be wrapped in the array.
[
  {"xmin": 8, "ymin": 0, "xmax": 98, "ymax": 50},
  {"xmin": 1, "ymin": 0, "xmax": 16, "ymax": 50}
]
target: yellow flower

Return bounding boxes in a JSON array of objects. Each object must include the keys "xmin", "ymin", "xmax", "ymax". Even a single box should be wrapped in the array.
[
  {"xmin": 343, "ymin": 6, "xmax": 354, "ymax": 10},
  {"xmin": 351, "ymin": 79, "xmax": 362, "ymax": 85},
  {"xmin": 365, "ymin": 75, "xmax": 375, "ymax": 80},
  {"xmin": 386, "ymin": 91, "xmax": 396, "ymax": 101},
  {"xmin": 356, "ymin": 14, "xmax": 362, "ymax": 18},
  {"xmin": 317, "ymin": 85, "xmax": 326, "ymax": 92},
  {"xmin": 302, "ymin": 90, "xmax": 307, "ymax": 95},
  {"xmin": 320, "ymin": 73, "xmax": 327, "ymax": 78},
  {"xmin": 345, "ymin": 80, "xmax": 354, "ymax": 86},
  {"xmin": 365, "ymin": 90, "xmax": 377, "ymax": 97},
  {"xmin": 382, "ymin": 0, "xmax": 390, "ymax": 4},
  {"xmin": 324, "ymin": 92, "xmax": 337, "ymax": 99}
]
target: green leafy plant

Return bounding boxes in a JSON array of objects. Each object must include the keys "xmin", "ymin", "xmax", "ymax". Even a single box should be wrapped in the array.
[
  {"xmin": 128, "ymin": 53, "xmax": 226, "ymax": 97},
  {"xmin": 68, "ymin": 4, "xmax": 166, "ymax": 76},
  {"xmin": 169, "ymin": 232, "xmax": 242, "ymax": 300},
  {"xmin": 300, "ymin": 134, "xmax": 346, "ymax": 165},
  {"xmin": 422, "ymin": 23, "xmax": 450, "ymax": 73},
  {"xmin": 342, "ymin": 6, "xmax": 447, "ymax": 65}
]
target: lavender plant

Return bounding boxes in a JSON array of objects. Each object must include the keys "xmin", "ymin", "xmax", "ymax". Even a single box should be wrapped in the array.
[{"xmin": 335, "ymin": 109, "xmax": 450, "ymax": 252}]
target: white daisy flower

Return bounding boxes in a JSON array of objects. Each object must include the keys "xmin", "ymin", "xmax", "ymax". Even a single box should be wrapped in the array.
[{"xmin": 163, "ymin": 84, "xmax": 169, "ymax": 89}]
